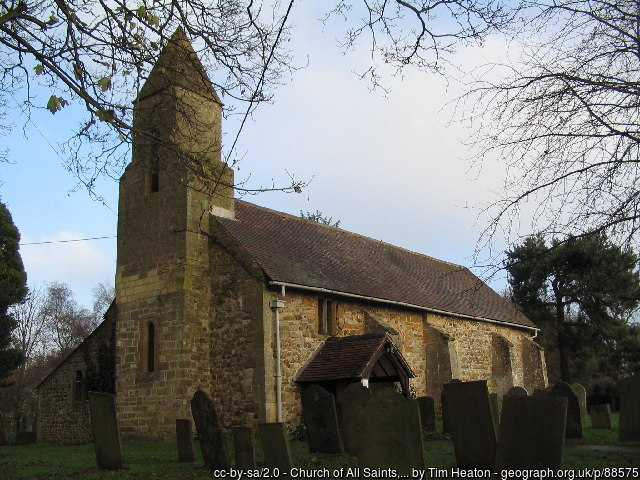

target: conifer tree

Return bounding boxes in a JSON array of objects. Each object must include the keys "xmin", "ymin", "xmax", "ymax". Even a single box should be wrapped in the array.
[
  {"xmin": 505, "ymin": 233, "xmax": 640, "ymax": 383},
  {"xmin": 0, "ymin": 201, "xmax": 27, "ymax": 386}
]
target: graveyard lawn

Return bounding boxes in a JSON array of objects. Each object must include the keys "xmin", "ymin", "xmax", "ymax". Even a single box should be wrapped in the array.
[
  {"xmin": 577, "ymin": 413, "xmax": 640, "ymax": 446},
  {"xmin": 2, "ymin": 440, "xmax": 639, "ymax": 478},
  {"xmin": 1, "ymin": 425, "xmax": 639, "ymax": 479}
]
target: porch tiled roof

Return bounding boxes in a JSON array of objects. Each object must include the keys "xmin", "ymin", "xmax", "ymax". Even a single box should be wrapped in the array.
[{"xmin": 295, "ymin": 333, "xmax": 413, "ymax": 383}]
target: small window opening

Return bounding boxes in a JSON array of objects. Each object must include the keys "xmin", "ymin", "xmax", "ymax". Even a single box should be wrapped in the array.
[
  {"xmin": 318, "ymin": 299, "xmax": 337, "ymax": 335},
  {"xmin": 150, "ymin": 153, "xmax": 160, "ymax": 193},
  {"xmin": 74, "ymin": 370, "xmax": 84, "ymax": 402},
  {"xmin": 147, "ymin": 322, "xmax": 155, "ymax": 372},
  {"xmin": 149, "ymin": 130, "xmax": 160, "ymax": 193}
]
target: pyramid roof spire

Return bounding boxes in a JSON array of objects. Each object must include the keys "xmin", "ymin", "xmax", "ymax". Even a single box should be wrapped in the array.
[{"xmin": 137, "ymin": 27, "xmax": 222, "ymax": 104}]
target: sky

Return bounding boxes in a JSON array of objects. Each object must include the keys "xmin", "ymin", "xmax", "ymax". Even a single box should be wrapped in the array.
[{"xmin": 0, "ymin": 3, "xmax": 522, "ymax": 308}]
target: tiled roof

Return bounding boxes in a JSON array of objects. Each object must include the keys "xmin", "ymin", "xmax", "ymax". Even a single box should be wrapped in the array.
[
  {"xmin": 295, "ymin": 333, "xmax": 413, "ymax": 383},
  {"xmin": 215, "ymin": 201, "xmax": 536, "ymax": 329}
]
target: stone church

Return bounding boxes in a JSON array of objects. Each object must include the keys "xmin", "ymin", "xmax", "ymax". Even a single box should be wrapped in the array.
[{"xmin": 36, "ymin": 30, "xmax": 547, "ymax": 444}]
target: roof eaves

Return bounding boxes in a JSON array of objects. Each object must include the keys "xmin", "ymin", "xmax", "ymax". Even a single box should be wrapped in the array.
[{"xmin": 270, "ymin": 280, "xmax": 539, "ymax": 332}]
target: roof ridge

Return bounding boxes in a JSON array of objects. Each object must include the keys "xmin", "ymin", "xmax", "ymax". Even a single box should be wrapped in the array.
[{"xmin": 235, "ymin": 199, "xmax": 467, "ymax": 270}]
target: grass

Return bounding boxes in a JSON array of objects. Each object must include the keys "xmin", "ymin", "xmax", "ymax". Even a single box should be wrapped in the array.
[{"xmin": 1, "ymin": 417, "xmax": 639, "ymax": 480}]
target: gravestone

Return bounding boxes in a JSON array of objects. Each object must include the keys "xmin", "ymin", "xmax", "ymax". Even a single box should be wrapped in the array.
[
  {"xmin": 301, "ymin": 385, "xmax": 342, "ymax": 453},
  {"xmin": 619, "ymin": 375, "xmax": 640, "ymax": 441},
  {"xmin": 417, "ymin": 396, "xmax": 436, "ymax": 433},
  {"xmin": 443, "ymin": 380, "xmax": 497, "ymax": 469},
  {"xmin": 506, "ymin": 386, "xmax": 528, "ymax": 396},
  {"xmin": 534, "ymin": 389, "xmax": 549, "ymax": 397},
  {"xmin": 176, "ymin": 418, "xmax": 194, "ymax": 463},
  {"xmin": 88, "ymin": 392, "xmax": 123, "ymax": 470},
  {"xmin": 15, "ymin": 431, "xmax": 36, "ymax": 445},
  {"xmin": 233, "ymin": 427, "xmax": 255, "ymax": 469},
  {"xmin": 441, "ymin": 379, "xmax": 462, "ymax": 434},
  {"xmin": 590, "ymin": 404, "xmax": 613, "ymax": 430},
  {"xmin": 190, "ymin": 390, "xmax": 230, "ymax": 469},
  {"xmin": 495, "ymin": 395, "xmax": 567, "ymax": 470},
  {"xmin": 550, "ymin": 382, "xmax": 582, "ymax": 439},
  {"xmin": 354, "ymin": 387, "xmax": 425, "ymax": 475},
  {"xmin": 489, "ymin": 393, "xmax": 500, "ymax": 433},
  {"xmin": 339, "ymin": 383, "xmax": 371, "ymax": 455},
  {"xmin": 0, "ymin": 430, "xmax": 6, "ymax": 446},
  {"xmin": 258, "ymin": 423, "xmax": 292, "ymax": 471},
  {"xmin": 571, "ymin": 383, "xmax": 587, "ymax": 418}
]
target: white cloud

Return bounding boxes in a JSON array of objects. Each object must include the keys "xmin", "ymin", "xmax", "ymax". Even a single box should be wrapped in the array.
[{"xmin": 19, "ymin": 232, "xmax": 115, "ymax": 308}]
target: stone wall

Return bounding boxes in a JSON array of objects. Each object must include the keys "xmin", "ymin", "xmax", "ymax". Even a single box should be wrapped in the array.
[
  {"xmin": 273, "ymin": 290, "xmax": 546, "ymax": 426},
  {"xmin": 37, "ymin": 312, "xmax": 115, "ymax": 444},
  {"xmin": 208, "ymin": 222, "xmax": 266, "ymax": 428}
]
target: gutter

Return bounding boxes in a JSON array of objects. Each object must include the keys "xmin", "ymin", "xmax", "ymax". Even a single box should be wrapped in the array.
[{"xmin": 269, "ymin": 280, "xmax": 539, "ymax": 334}]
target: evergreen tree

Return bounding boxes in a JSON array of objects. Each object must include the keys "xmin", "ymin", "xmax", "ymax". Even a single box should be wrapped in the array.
[
  {"xmin": 0, "ymin": 201, "xmax": 27, "ymax": 386},
  {"xmin": 505, "ymin": 233, "xmax": 640, "ymax": 383}
]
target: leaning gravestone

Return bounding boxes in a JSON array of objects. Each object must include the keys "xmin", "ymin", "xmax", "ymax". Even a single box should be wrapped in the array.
[
  {"xmin": 340, "ymin": 383, "xmax": 371, "ymax": 455},
  {"xmin": 88, "ymin": 392, "xmax": 123, "ymax": 470},
  {"xmin": 417, "ymin": 396, "xmax": 436, "ymax": 433},
  {"xmin": 176, "ymin": 418, "xmax": 194, "ymax": 463},
  {"xmin": 590, "ymin": 404, "xmax": 613, "ymax": 430},
  {"xmin": 233, "ymin": 427, "xmax": 255, "ymax": 469},
  {"xmin": 443, "ymin": 380, "xmax": 497, "ymax": 469},
  {"xmin": 495, "ymin": 395, "xmax": 567, "ymax": 470},
  {"xmin": 15, "ymin": 431, "xmax": 36, "ymax": 445},
  {"xmin": 354, "ymin": 387, "xmax": 425, "ymax": 475},
  {"xmin": 258, "ymin": 423, "xmax": 292, "ymax": 471},
  {"xmin": 550, "ymin": 382, "xmax": 582, "ymax": 439},
  {"xmin": 301, "ymin": 385, "xmax": 342, "ymax": 453},
  {"xmin": 571, "ymin": 383, "xmax": 588, "ymax": 418},
  {"xmin": 190, "ymin": 390, "xmax": 230, "ymax": 469},
  {"xmin": 619, "ymin": 375, "xmax": 640, "ymax": 441}
]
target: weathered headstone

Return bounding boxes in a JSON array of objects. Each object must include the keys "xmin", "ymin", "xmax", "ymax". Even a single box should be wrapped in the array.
[
  {"xmin": 301, "ymin": 385, "xmax": 342, "ymax": 453},
  {"xmin": 417, "ymin": 396, "xmax": 436, "ymax": 433},
  {"xmin": 339, "ymin": 383, "xmax": 371, "ymax": 455},
  {"xmin": 495, "ymin": 395, "xmax": 567, "ymax": 470},
  {"xmin": 258, "ymin": 423, "xmax": 292, "ymax": 471},
  {"xmin": 489, "ymin": 393, "xmax": 500, "ymax": 433},
  {"xmin": 441, "ymin": 379, "xmax": 462, "ymax": 434},
  {"xmin": 590, "ymin": 404, "xmax": 613, "ymax": 430},
  {"xmin": 550, "ymin": 382, "xmax": 582, "ymax": 439},
  {"xmin": 15, "ymin": 431, "xmax": 36, "ymax": 445},
  {"xmin": 571, "ymin": 383, "xmax": 587, "ymax": 418},
  {"xmin": 354, "ymin": 388, "xmax": 425, "ymax": 475},
  {"xmin": 443, "ymin": 380, "xmax": 497, "ymax": 469},
  {"xmin": 233, "ymin": 427, "xmax": 255, "ymax": 469},
  {"xmin": 190, "ymin": 390, "xmax": 230, "ymax": 469},
  {"xmin": 176, "ymin": 418, "xmax": 194, "ymax": 463},
  {"xmin": 88, "ymin": 392, "xmax": 123, "ymax": 470},
  {"xmin": 619, "ymin": 375, "xmax": 640, "ymax": 441},
  {"xmin": 506, "ymin": 386, "xmax": 528, "ymax": 396}
]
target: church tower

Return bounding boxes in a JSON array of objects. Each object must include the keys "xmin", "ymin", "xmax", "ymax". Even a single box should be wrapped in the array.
[{"xmin": 115, "ymin": 28, "xmax": 234, "ymax": 439}]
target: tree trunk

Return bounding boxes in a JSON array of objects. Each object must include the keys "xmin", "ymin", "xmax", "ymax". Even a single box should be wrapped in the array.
[{"xmin": 556, "ymin": 298, "xmax": 572, "ymax": 383}]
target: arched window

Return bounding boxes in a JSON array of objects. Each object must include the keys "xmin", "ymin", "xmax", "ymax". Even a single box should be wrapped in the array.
[{"xmin": 147, "ymin": 322, "xmax": 155, "ymax": 372}]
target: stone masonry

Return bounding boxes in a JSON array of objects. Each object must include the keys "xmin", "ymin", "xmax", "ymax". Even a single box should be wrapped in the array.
[{"xmin": 37, "ymin": 307, "xmax": 116, "ymax": 444}]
